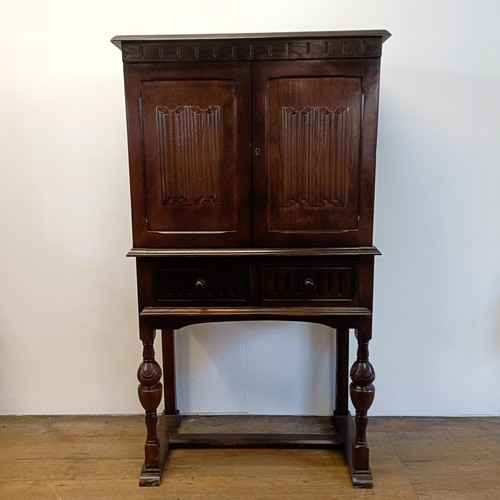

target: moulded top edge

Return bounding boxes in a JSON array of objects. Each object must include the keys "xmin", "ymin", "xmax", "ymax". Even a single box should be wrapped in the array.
[
  {"xmin": 126, "ymin": 247, "xmax": 382, "ymax": 257},
  {"xmin": 111, "ymin": 30, "xmax": 391, "ymax": 50}
]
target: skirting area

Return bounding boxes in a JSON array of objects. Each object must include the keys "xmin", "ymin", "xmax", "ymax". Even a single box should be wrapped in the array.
[{"xmin": 1, "ymin": 415, "xmax": 499, "ymax": 499}]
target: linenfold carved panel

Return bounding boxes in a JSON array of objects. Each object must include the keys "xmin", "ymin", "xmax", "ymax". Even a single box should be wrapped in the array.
[
  {"xmin": 280, "ymin": 106, "xmax": 350, "ymax": 208},
  {"xmin": 139, "ymin": 74, "xmax": 247, "ymax": 241},
  {"xmin": 156, "ymin": 105, "xmax": 222, "ymax": 206},
  {"xmin": 265, "ymin": 74, "xmax": 362, "ymax": 233}
]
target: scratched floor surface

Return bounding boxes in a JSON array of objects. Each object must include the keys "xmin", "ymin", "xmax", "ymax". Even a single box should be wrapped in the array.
[{"xmin": 1, "ymin": 415, "xmax": 499, "ymax": 499}]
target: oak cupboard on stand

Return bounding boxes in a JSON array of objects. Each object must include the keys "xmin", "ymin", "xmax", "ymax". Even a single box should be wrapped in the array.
[{"xmin": 112, "ymin": 30, "xmax": 390, "ymax": 488}]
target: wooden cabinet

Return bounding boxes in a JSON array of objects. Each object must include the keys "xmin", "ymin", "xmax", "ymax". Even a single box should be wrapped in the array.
[{"xmin": 113, "ymin": 30, "xmax": 390, "ymax": 488}]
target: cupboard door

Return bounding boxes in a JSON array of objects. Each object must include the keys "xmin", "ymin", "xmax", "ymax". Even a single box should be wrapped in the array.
[
  {"xmin": 124, "ymin": 63, "xmax": 251, "ymax": 248},
  {"xmin": 252, "ymin": 60, "xmax": 381, "ymax": 247}
]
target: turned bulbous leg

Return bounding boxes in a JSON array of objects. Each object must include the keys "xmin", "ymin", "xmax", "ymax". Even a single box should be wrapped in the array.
[
  {"xmin": 349, "ymin": 328, "xmax": 375, "ymax": 473},
  {"xmin": 138, "ymin": 326, "xmax": 163, "ymax": 470}
]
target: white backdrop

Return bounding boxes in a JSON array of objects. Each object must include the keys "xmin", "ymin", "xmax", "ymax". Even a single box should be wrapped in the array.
[{"xmin": 1, "ymin": 0, "xmax": 499, "ymax": 416}]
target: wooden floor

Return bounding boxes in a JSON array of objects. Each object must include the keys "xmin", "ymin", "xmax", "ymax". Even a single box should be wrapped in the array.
[{"xmin": 1, "ymin": 415, "xmax": 499, "ymax": 499}]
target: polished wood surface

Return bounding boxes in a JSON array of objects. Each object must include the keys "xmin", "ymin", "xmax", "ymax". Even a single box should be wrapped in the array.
[
  {"xmin": 251, "ymin": 58, "xmax": 381, "ymax": 247},
  {"xmin": 123, "ymin": 61, "xmax": 252, "ymax": 248},
  {"xmin": 114, "ymin": 30, "xmax": 389, "ymax": 487},
  {"xmin": 111, "ymin": 30, "xmax": 391, "ymax": 61},
  {"xmin": 135, "ymin": 255, "xmax": 374, "ymax": 307},
  {"xmin": 2, "ymin": 415, "xmax": 499, "ymax": 499},
  {"xmin": 120, "ymin": 31, "xmax": 386, "ymax": 249},
  {"xmin": 126, "ymin": 246, "xmax": 382, "ymax": 257}
]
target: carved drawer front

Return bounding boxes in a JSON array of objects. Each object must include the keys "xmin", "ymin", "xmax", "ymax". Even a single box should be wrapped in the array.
[
  {"xmin": 261, "ymin": 264, "xmax": 356, "ymax": 304},
  {"xmin": 155, "ymin": 265, "xmax": 250, "ymax": 303}
]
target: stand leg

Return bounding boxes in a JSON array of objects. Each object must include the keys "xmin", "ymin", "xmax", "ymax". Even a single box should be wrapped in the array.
[
  {"xmin": 334, "ymin": 328, "xmax": 349, "ymax": 416},
  {"xmin": 349, "ymin": 325, "xmax": 375, "ymax": 487},
  {"xmin": 161, "ymin": 328, "xmax": 177, "ymax": 415},
  {"xmin": 137, "ymin": 324, "xmax": 163, "ymax": 486}
]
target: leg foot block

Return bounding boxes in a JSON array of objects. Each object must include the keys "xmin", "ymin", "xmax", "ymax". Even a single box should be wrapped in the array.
[
  {"xmin": 352, "ymin": 470, "xmax": 373, "ymax": 488},
  {"xmin": 139, "ymin": 465, "xmax": 162, "ymax": 487}
]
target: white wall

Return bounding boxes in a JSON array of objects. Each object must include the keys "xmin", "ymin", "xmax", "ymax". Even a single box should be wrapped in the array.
[{"xmin": 1, "ymin": 0, "xmax": 499, "ymax": 416}]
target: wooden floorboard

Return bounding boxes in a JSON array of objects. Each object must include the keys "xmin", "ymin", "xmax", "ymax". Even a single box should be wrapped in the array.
[{"xmin": 0, "ymin": 415, "xmax": 499, "ymax": 499}]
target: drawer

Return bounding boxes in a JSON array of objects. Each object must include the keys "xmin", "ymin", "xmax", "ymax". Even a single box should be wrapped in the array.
[
  {"xmin": 155, "ymin": 265, "xmax": 250, "ymax": 303},
  {"xmin": 260, "ymin": 264, "xmax": 357, "ymax": 304}
]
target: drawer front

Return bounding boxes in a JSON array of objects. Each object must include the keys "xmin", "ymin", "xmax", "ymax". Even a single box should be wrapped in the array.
[
  {"xmin": 155, "ymin": 266, "xmax": 250, "ymax": 302},
  {"xmin": 261, "ymin": 265, "xmax": 356, "ymax": 303}
]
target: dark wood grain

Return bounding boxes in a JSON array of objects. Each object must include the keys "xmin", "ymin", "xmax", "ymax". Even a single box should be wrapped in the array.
[
  {"xmin": 111, "ymin": 30, "xmax": 391, "ymax": 62},
  {"xmin": 136, "ymin": 324, "xmax": 162, "ymax": 483},
  {"xmin": 127, "ymin": 246, "xmax": 381, "ymax": 257},
  {"xmin": 123, "ymin": 62, "xmax": 252, "ymax": 248},
  {"xmin": 113, "ymin": 30, "xmax": 389, "ymax": 488},
  {"xmin": 251, "ymin": 58, "xmax": 381, "ymax": 247},
  {"xmin": 335, "ymin": 328, "xmax": 350, "ymax": 416},
  {"xmin": 160, "ymin": 329, "xmax": 177, "ymax": 416}
]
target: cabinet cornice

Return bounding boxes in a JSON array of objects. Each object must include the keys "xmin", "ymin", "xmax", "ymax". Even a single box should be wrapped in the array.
[{"xmin": 112, "ymin": 30, "xmax": 390, "ymax": 62}]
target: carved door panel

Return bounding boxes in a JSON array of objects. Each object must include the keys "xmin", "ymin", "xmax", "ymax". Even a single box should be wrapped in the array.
[
  {"xmin": 252, "ymin": 60, "xmax": 380, "ymax": 247},
  {"xmin": 125, "ymin": 63, "xmax": 251, "ymax": 247}
]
